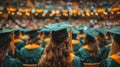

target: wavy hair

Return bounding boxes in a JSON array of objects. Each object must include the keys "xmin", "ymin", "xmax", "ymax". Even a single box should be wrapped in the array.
[
  {"xmin": 109, "ymin": 34, "xmax": 120, "ymax": 56},
  {"xmin": 38, "ymin": 30, "xmax": 74, "ymax": 67}
]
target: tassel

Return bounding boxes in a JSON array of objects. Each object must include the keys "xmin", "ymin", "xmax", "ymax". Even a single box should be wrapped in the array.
[
  {"xmin": 69, "ymin": 27, "xmax": 73, "ymax": 50},
  {"xmin": 19, "ymin": 31, "xmax": 23, "ymax": 38},
  {"xmin": 11, "ymin": 32, "xmax": 15, "ymax": 55},
  {"xmin": 41, "ymin": 32, "xmax": 45, "ymax": 41}
]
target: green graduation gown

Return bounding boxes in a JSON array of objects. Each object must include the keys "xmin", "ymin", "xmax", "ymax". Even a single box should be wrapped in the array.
[
  {"xmin": 99, "ymin": 53, "xmax": 120, "ymax": 67},
  {"xmin": 100, "ymin": 43, "xmax": 112, "ymax": 60},
  {"xmin": 41, "ymin": 38, "xmax": 50, "ymax": 48},
  {"xmin": 20, "ymin": 44, "xmax": 44, "ymax": 64},
  {"xmin": 77, "ymin": 47, "xmax": 102, "ymax": 63},
  {"xmin": 3, "ymin": 56, "xmax": 23, "ymax": 67},
  {"xmin": 8, "ymin": 39, "xmax": 25, "ymax": 58},
  {"xmin": 79, "ymin": 38, "xmax": 85, "ymax": 45},
  {"xmin": 72, "ymin": 40, "xmax": 82, "ymax": 55},
  {"xmin": 72, "ymin": 56, "xmax": 84, "ymax": 67}
]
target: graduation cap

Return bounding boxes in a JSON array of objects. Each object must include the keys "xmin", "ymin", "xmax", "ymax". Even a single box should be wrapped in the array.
[
  {"xmin": 107, "ymin": 27, "xmax": 120, "ymax": 43},
  {"xmin": 38, "ymin": 27, "xmax": 51, "ymax": 32},
  {"xmin": 96, "ymin": 27, "xmax": 107, "ymax": 35},
  {"xmin": 0, "ymin": 30, "xmax": 12, "ymax": 45},
  {"xmin": 45, "ymin": 22, "xmax": 73, "ymax": 49},
  {"xmin": 84, "ymin": 28, "xmax": 99, "ymax": 38},
  {"xmin": 25, "ymin": 29, "xmax": 39, "ymax": 39},
  {"xmin": 13, "ymin": 28, "xmax": 24, "ymax": 36},
  {"xmin": 67, "ymin": 27, "xmax": 80, "ymax": 39},
  {"xmin": 107, "ymin": 27, "xmax": 120, "ymax": 35},
  {"xmin": 77, "ymin": 26, "xmax": 85, "ymax": 34}
]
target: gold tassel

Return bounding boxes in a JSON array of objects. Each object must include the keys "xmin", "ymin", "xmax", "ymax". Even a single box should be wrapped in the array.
[
  {"xmin": 19, "ymin": 31, "xmax": 23, "ymax": 38},
  {"xmin": 41, "ymin": 32, "xmax": 45, "ymax": 41},
  {"xmin": 11, "ymin": 32, "xmax": 15, "ymax": 55},
  {"xmin": 69, "ymin": 27, "xmax": 73, "ymax": 50}
]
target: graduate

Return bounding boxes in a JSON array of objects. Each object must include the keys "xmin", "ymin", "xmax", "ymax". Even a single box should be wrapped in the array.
[
  {"xmin": 14, "ymin": 28, "xmax": 27, "ymax": 49},
  {"xmin": 20, "ymin": 29, "xmax": 44, "ymax": 64},
  {"xmin": 77, "ymin": 26, "xmax": 85, "ymax": 45},
  {"xmin": 96, "ymin": 28, "xmax": 107, "ymax": 48},
  {"xmin": 96, "ymin": 28, "xmax": 109, "ymax": 60},
  {"xmin": 102, "ymin": 32, "xmax": 112, "ymax": 59},
  {"xmin": 8, "ymin": 28, "xmax": 25, "ymax": 58},
  {"xmin": 39, "ymin": 27, "xmax": 51, "ymax": 48},
  {"xmin": 38, "ymin": 22, "xmax": 84, "ymax": 67},
  {"xmin": 99, "ymin": 27, "xmax": 120, "ymax": 67},
  {"xmin": 19, "ymin": 28, "xmax": 30, "ymax": 45},
  {"xmin": 77, "ymin": 28, "xmax": 102, "ymax": 63},
  {"xmin": 0, "ymin": 29, "xmax": 23, "ymax": 67},
  {"xmin": 105, "ymin": 32, "xmax": 112, "ymax": 45}
]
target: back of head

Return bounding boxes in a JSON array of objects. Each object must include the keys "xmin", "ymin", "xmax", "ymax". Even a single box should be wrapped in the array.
[
  {"xmin": 38, "ymin": 23, "xmax": 73, "ymax": 67},
  {"xmin": 51, "ymin": 29, "xmax": 68, "ymax": 43},
  {"xmin": 0, "ymin": 30, "xmax": 12, "ymax": 66},
  {"xmin": 107, "ymin": 27, "xmax": 120, "ymax": 56},
  {"xmin": 84, "ymin": 35, "xmax": 96, "ymax": 45}
]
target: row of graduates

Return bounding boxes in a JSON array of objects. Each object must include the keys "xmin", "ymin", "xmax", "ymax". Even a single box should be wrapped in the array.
[{"xmin": 0, "ymin": 22, "xmax": 120, "ymax": 67}]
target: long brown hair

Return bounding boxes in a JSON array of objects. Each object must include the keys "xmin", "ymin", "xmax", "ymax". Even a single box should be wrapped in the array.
[
  {"xmin": 38, "ymin": 30, "xmax": 74, "ymax": 67},
  {"xmin": 0, "ymin": 35, "xmax": 11, "ymax": 67},
  {"xmin": 109, "ymin": 34, "xmax": 120, "ymax": 56},
  {"xmin": 83, "ymin": 35, "xmax": 100, "ymax": 57},
  {"xmin": 97, "ymin": 34, "xmax": 107, "ymax": 48}
]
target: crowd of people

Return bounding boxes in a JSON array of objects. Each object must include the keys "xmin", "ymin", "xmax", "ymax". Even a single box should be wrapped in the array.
[{"xmin": 0, "ymin": 17, "xmax": 120, "ymax": 67}]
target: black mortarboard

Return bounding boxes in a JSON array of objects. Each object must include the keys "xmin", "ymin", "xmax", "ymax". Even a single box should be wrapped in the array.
[
  {"xmin": 25, "ymin": 29, "xmax": 39, "ymax": 39},
  {"xmin": 84, "ymin": 28, "xmax": 99, "ymax": 38},
  {"xmin": 45, "ymin": 22, "xmax": 73, "ymax": 43},
  {"xmin": 0, "ymin": 30, "xmax": 12, "ymax": 45},
  {"xmin": 107, "ymin": 27, "xmax": 120, "ymax": 43}
]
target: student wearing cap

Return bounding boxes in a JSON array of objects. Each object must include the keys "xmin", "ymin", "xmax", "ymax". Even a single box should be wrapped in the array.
[
  {"xmin": 38, "ymin": 23, "xmax": 84, "ymax": 67},
  {"xmin": 8, "ymin": 28, "xmax": 25, "ymax": 58},
  {"xmin": 99, "ymin": 27, "xmax": 120, "ymax": 67},
  {"xmin": 0, "ymin": 30, "xmax": 23, "ymax": 67},
  {"xmin": 105, "ymin": 32, "xmax": 112, "ymax": 45},
  {"xmin": 20, "ymin": 29, "xmax": 44, "ymax": 64},
  {"xmin": 96, "ymin": 28, "xmax": 107, "ymax": 48},
  {"xmin": 70, "ymin": 27, "xmax": 81, "ymax": 55},
  {"xmin": 102, "ymin": 32, "xmax": 112, "ymax": 59},
  {"xmin": 19, "ymin": 28, "xmax": 30, "ymax": 45},
  {"xmin": 77, "ymin": 26, "xmax": 85, "ymax": 45},
  {"xmin": 96, "ymin": 28, "xmax": 109, "ymax": 60},
  {"xmin": 39, "ymin": 27, "xmax": 51, "ymax": 48},
  {"xmin": 77, "ymin": 28, "xmax": 102, "ymax": 63}
]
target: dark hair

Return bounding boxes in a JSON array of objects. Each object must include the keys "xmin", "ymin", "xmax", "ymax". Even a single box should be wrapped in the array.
[
  {"xmin": 113, "ymin": 34, "xmax": 120, "ymax": 44},
  {"xmin": 27, "ymin": 36, "xmax": 41, "ymax": 45},
  {"xmin": 83, "ymin": 35, "xmax": 99, "ymax": 57},
  {"xmin": 38, "ymin": 29, "xmax": 74, "ymax": 67},
  {"xmin": 51, "ymin": 29, "xmax": 68, "ymax": 43},
  {"xmin": 0, "ymin": 35, "xmax": 11, "ymax": 66},
  {"xmin": 98, "ymin": 33, "xmax": 107, "ymax": 48},
  {"xmin": 84, "ymin": 35, "xmax": 96, "ymax": 45}
]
